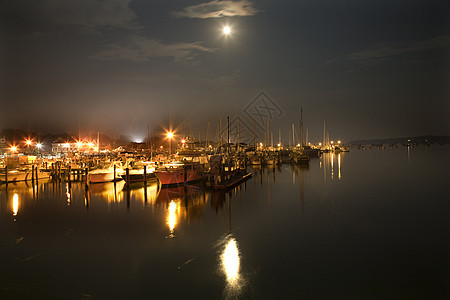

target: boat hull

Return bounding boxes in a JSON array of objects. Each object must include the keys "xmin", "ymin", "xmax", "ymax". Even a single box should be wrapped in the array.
[
  {"xmin": 0, "ymin": 170, "xmax": 49, "ymax": 183},
  {"xmin": 121, "ymin": 172, "xmax": 158, "ymax": 183},
  {"xmin": 212, "ymin": 171, "xmax": 252, "ymax": 190},
  {"xmin": 88, "ymin": 172, "xmax": 116, "ymax": 183},
  {"xmin": 154, "ymin": 169, "xmax": 205, "ymax": 186}
]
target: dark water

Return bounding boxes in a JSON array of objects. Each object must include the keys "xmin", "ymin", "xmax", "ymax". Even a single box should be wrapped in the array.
[{"xmin": 1, "ymin": 146, "xmax": 449, "ymax": 299}]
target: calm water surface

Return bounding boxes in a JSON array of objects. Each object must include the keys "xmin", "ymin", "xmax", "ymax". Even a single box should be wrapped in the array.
[{"xmin": 1, "ymin": 146, "xmax": 449, "ymax": 299}]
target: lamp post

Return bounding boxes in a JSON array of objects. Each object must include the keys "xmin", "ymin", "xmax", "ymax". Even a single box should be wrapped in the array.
[
  {"xmin": 36, "ymin": 143, "xmax": 42, "ymax": 156},
  {"xmin": 26, "ymin": 140, "xmax": 32, "ymax": 154}
]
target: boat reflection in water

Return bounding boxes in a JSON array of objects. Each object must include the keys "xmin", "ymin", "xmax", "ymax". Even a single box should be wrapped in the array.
[
  {"xmin": 218, "ymin": 234, "xmax": 245, "ymax": 298},
  {"xmin": 320, "ymin": 152, "xmax": 344, "ymax": 182},
  {"xmin": 125, "ymin": 181, "xmax": 161, "ymax": 206},
  {"xmin": 1, "ymin": 181, "xmax": 46, "ymax": 220},
  {"xmin": 89, "ymin": 181, "xmax": 126, "ymax": 204},
  {"xmin": 157, "ymin": 184, "xmax": 209, "ymax": 238}
]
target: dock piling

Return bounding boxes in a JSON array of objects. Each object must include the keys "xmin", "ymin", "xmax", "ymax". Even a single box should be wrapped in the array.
[
  {"xmin": 84, "ymin": 167, "xmax": 88, "ymax": 188},
  {"xmin": 125, "ymin": 168, "xmax": 130, "ymax": 189},
  {"xmin": 143, "ymin": 166, "xmax": 147, "ymax": 184}
]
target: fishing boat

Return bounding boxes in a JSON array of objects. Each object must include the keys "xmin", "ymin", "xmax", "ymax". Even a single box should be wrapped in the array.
[
  {"xmin": 302, "ymin": 145, "xmax": 321, "ymax": 158},
  {"xmin": 88, "ymin": 162, "xmax": 125, "ymax": 183},
  {"xmin": 333, "ymin": 146, "xmax": 349, "ymax": 153},
  {"xmin": 121, "ymin": 162, "xmax": 159, "ymax": 183},
  {"xmin": 153, "ymin": 161, "xmax": 206, "ymax": 186},
  {"xmin": 208, "ymin": 154, "xmax": 252, "ymax": 190},
  {"xmin": 298, "ymin": 155, "xmax": 310, "ymax": 165},
  {"xmin": 0, "ymin": 168, "xmax": 49, "ymax": 183}
]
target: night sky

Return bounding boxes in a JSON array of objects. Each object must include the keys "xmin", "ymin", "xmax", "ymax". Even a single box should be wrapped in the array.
[{"xmin": 1, "ymin": 0, "xmax": 449, "ymax": 143}]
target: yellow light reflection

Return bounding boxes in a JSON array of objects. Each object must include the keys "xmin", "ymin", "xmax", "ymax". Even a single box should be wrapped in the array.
[
  {"xmin": 331, "ymin": 153, "xmax": 334, "ymax": 179},
  {"xmin": 220, "ymin": 235, "xmax": 244, "ymax": 296},
  {"xmin": 222, "ymin": 238, "xmax": 240, "ymax": 283},
  {"xmin": 166, "ymin": 200, "xmax": 179, "ymax": 238},
  {"xmin": 89, "ymin": 181, "xmax": 125, "ymax": 204},
  {"xmin": 12, "ymin": 193, "xmax": 19, "ymax": 216},
  {"xmin": 66, "ymin": 183, "xmax": 71, "ymax": 205},
  {"xmin": 338, "ymin": 153, "xmax": 341, "ymax": 180}
]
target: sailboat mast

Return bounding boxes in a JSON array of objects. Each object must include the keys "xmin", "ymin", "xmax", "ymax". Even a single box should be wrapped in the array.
[
  {"xmin": 220, "ymin": 116, "xmax": 223, "ymax": 147},
  {"xmin": 300, "ymin": 107, "xmax": 303, "ymax": 147},
  {"xmin": 306, "ymin": 128, "xmax": 309, "ymax": 145},
  {"xmin": 292, "ymin": 123, "xmax": 295, "ymax": 147},
  {"xmin": 227, "ymin": 116, "xmax": 230, "ymax": 155},
  {"xmin": 237, "ymin": 113, "xmax": 240, "ymax": 152},
  {"xmin": 279, "ymin": 128, "xmax": 281, "ymax": 146}
]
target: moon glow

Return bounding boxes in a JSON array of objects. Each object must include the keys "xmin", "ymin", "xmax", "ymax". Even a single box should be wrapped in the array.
[{"xmin": 223, "ymin": 25, "xmax": 231, "ymax": 35}]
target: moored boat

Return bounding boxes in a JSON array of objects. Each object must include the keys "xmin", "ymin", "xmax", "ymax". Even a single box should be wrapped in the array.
[
  {"xmin": 153, "ymin": 161, "xmax": 206, "ymax": 186},
  {"xmin": 121, "ymin": 168, "xmax": 158, "ymax": 183},
  {"xmin": 0, "ymin": 168, "xmax": 50, "ymax": 183},
  {"xmin": 298, "ymin": 155, "xmax": 310, "ymax": 164},
  {"xmin": 88, "ymin": 162, "xmax": 125, "ymax": 183},
  {"xmin": 211, "ymin": 169, "xmax": 252, "ymax": 190}
]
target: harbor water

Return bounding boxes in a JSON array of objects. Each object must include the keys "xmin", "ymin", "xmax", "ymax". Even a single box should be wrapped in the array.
[{"xmin": 1, "ymin": 145, "xmax": 449, "ymax": 298}]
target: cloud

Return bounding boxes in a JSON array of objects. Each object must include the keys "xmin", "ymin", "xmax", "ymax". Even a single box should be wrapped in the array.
[
  {"xmin": 173, "ymin": 0, "xmax": 259, "ymax": 19},
  {"xmin": 348, "ymin": 35, "xmax": 450, "ymax": 64},
  {"xmin": 90, "ymin": 35, "xmax": 215, "ymax": 64}
]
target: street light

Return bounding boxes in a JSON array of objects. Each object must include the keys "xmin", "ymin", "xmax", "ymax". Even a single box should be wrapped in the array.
[
  {"xmin": 25, "ymin": 139, "xmax": 32, "ymax": 154},
  {"xmin": 167, "ymin": 132, "xmax": 173, "ymax": 156},
  {"xmin": 36, "ymin": 143, "xmax": 42, "ymax": 155}
]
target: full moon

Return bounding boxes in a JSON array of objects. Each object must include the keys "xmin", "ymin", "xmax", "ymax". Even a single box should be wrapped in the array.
[{"xmin": 223, "ymin": 26, "xmax": 231, "ymax": 35}]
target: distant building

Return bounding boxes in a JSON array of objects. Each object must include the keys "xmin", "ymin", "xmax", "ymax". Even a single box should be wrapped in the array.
[
  {"xmin": 51, "ymin": 137, "xmax": 99, "ymax": 155},
  {"xmin": 0, "ymin": 136, "xmax": 8, "ymax": 155}
]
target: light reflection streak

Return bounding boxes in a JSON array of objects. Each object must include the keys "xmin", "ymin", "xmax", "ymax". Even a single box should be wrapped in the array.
[
  {"xmin": 222, "ymin": 238, "xmax": 240, "ymax": 283},
  {"xmin": 338, "ymin": 153, "xmax": 341, "ymax": 180},
  {"xmin": 166, "ymin": 200, "xmax": 180, "ymax": 238},
  {"xmin": 66, "ymin": 183, "xmax": 71, "ymax": 205},
  {"xmin": 219, "ymin": 235, "xmax": 244, "ymax": 298},
  {"xmin": 12, "ymin": 193, "xmax": 19, "ymax": 217},
  {"xmin": 331, "ymin": 153, "xmax": 334, "ymax": 179},
  {"xmin": 89, "ymin": 181, "xmax": 125, "ymax": 204}
]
